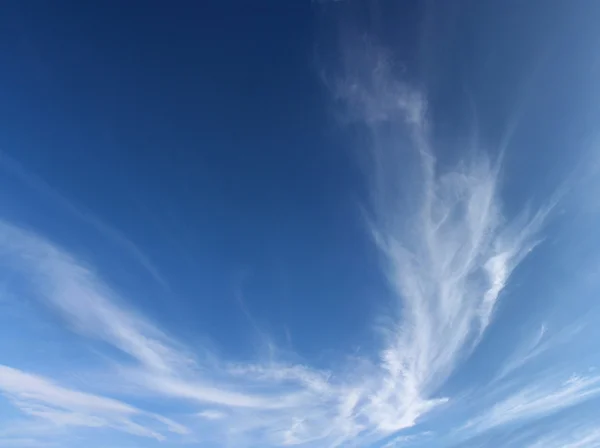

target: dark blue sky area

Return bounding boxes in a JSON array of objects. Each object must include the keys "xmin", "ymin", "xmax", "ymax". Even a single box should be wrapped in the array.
[{"xmin": 0, "ymin": 2, "xmax": 382, "ymax": 362}]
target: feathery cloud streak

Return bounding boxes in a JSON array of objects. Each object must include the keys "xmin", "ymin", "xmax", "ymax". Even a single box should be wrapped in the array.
[
  {"xmin": 525, "ymin": 426, "xmax": 600, "ymax": 448},
  {"xmin": 464, "ymin": 374, "xmax": 600, "ymax": 435},
  {"xmin": 0, "ymin": 364, "xmax": 187, "ymax": 441},
  {"xmin": 331, "ymin": 41, "xmax": 553, "ymax": 434}
]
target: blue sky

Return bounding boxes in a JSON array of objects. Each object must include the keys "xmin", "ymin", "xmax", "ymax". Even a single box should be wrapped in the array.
[{"xmin": 1, "ymin": 1, "xmax": 600, "ymax": 447}]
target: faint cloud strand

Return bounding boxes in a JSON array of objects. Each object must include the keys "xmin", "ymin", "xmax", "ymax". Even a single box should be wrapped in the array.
[
  {"xmin": 464, "ymin": 374, "xmax": 600, "ymax": 435},
  {"xmin": 0, "ymin": 364, "xmax": 187, "ymax": 441},
  {"xmin": 526, "ymin": 425, "xmax": 600, "ymax": 448},
  {"xmin": 0, "ymin": 152, "xmax": 170, "ymax": 290}
]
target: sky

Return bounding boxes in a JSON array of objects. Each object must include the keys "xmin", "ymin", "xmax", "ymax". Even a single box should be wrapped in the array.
[{"xmin": 1, "ymin": 1, "xmax": 600, "ymax": 447}]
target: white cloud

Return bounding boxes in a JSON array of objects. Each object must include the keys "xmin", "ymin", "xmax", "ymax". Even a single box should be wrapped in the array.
[
  {"xmin": 0, "ymin": 420, "xmax": 61, "ymax": 448},
  {"xmin": 497, "ymin": 321, "xmax": 587, "ymax": 382},
  {"xmin": 331, "ymin": 40, "xmax": 554, "ymax": 436},
  {"xmin": 496, "ymin": 324, "xmax": 548, "ymax": 380},
  {"xmin": 0, "ymin": 220, "xmax": 188, "ymax": 375},
  {"xmin": 526, "ymin": 426, "xmax": 600, "ymax": 448},
  {"xmin": 380, "ymin": 431, "xmax": 433, "ymax": 448},
  {"xmin": 197, "ymin": 410, "xmax": 227, "ymax": 420},
  {"xmin": 0, "ymin": 220, "xmax": 366, "ymax": 445},
  {"xmin": 0, "ymin": 365, "xmax": 187, "ymax": 441},
  {"xmin": 464, "ymin": 374, "xmax": 600, "ymax": 434}
]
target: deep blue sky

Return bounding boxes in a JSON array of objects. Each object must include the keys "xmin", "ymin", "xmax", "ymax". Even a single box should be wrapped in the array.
[
  {"xmin": 1, "ymin": 1, "xmax": 600, "ymax": 448},
  {"xmin": 0, "ymin": 1, "xmax": 382, "ymax": 362}
]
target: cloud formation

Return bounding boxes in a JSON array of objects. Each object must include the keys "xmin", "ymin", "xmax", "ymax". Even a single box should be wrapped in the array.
[
  {"xmin": 0, "ymin": 364, "xmax": 187, "ymax": 441},
  {"xmin": 331, "ymin": 40, "xmax": 555, "ymax": 435},
  {"xmin": 525, "ymin": 426, "xmax": 600, "ymax": 448},
  {"xmin": 463, "ymin": 373, "xmax": 600, "ymax": 436}
]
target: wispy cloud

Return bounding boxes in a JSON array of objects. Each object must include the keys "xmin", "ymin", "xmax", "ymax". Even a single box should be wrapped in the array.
[
  {"xmin": 525, "ymin": 425, "xmax": 600, "ymax": 448},
  {"xmin": 464, "ymin": 373, "xmax": 600, "ymax": 435},
  {"xmin": 0, "ymin": 152, "xmax": 169, "ymax": 289},
  {"xmin": 0, "ymin": 365, "xmax": 187, "ymax": 441},
  {"xmin": 477, "ymin": 420, "xmax": 600, "ymax": 448},
  {"xmin": 0, "ymin": 420, "xmax": 62, "ymax": 448},
  {"xmin": 197, "ymin": 410, "xmax": 227, "ymax": 420},
  {"xmin": 331, "ymin": 39, "xmax": 554, "ymax": 435},
  {"xmin": 0, "ymin": 220, "xmax": 187, "ymax": 375},
  {"xmin": 380, "ymin": 431, "xmax": 433, "ymax": 448},
  {"xmin": 0, "ymin": 220, "xmax": 290, "ymax": 412},
  {"xmin": 497, "ymin": 321, "xmax": 587, "ymax": 382},
  {"xmin": 495, "ymin": 324, "xmax": 549, "ymax": 381},
  {"xmin": 0, "ymin": 219, "xmax": 359, "ymax": 445}
]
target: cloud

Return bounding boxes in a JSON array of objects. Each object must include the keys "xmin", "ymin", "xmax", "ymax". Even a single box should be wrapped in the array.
[
  {"xmin": 0, "ymin": 152, "xmax": 169, "ymax": 289},
  {"xmin": 0, "ymin": 219, "xmax": 361, "ymax": 445},
  {"xmin": 0, "ymin": 214, "xmax": 433, "ymax": 445},
  {"xmin": 330, "ymin": 40, "xmax": 554, "ymax": 436},
  {"xmin": 495, "ymin": 324, "xmax": 548, "ymax": 380},
  {"xmin": 0, "ymin": 420, "xmax": 62, "ymax": 448},
  {"xmin": 197, "ymin": 410, "xmax": 227, "ymax": 420},
  {"xmin": 464, "ymin": 374, "xmax": 600, "ymax": 435},
  {"xmin": 477, "ymin": 420, "xmax": 600, "ymax": 448},
  {"xmin": 0, "ymin": 220, "xmax": 188, "ymax": 375},
  {"xmin": 497, "ymin": 321, "xmax": 587, "ymax": 382},
  {"xmin": 0, "ymin": 365, "xmax": 187, "ymax": 441},
  {"xmin": 0, "ymin": 439, "xmax": 56, "ymax": 448},
  {"xmin": 380, "ymin": 431, "xmax": 433, "ymax": 448},
  {"xmin": 0, "ymin": 220, "xmax": 298, "ymax": 412},
  {"xmin": 526, "ymin": 426, "xmax": 600, "ymax": 448}
]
